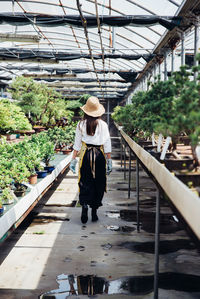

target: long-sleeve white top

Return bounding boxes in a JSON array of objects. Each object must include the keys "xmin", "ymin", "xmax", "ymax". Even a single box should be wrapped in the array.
[{"xmin": 73, "ymin": 119, "xmax": 111, "ymax": 153}]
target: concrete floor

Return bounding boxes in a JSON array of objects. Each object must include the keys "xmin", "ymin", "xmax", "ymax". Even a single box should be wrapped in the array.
[{"xmin": 0, "ymin": 154, "xmax": 200, "ymax": 298}]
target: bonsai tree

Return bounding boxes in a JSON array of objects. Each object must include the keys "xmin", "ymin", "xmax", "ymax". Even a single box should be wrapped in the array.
[
  {"xmin": 10, "ymin": 160, "xmax": 30, "ymax": 192},
  {"xmin": 0, "ymin": 187, "xmax": 14, "ymax": 204},
  {"xmin": 0, "ymin": 98, "xmax": 32, "ymax": 135},
  {"xmin": 9, "ymin": 76, "xmax": 70, "ymax": 127}
]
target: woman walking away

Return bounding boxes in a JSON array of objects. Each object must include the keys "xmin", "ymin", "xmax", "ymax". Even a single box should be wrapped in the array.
[{"xmin": 69, "ymin": 96, "xmax": 112, "ymax": 224}]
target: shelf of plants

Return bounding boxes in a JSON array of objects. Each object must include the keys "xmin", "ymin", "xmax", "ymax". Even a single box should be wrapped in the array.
[
  {"xmin": 112, "ymin": 60, "xmax": 200, "ymax": 240},
  {"xmin": 0, "ymin": 152, "xmax": 72, "ymax": 242},
  {"xmin": 0, "ymin": 124, "xmax": 76, "ymax": 242}
]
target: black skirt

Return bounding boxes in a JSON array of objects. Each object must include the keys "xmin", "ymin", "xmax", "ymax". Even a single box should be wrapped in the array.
[{"xmin": 79, "ymin": 145, "xmax": 106, "ymax": 208}]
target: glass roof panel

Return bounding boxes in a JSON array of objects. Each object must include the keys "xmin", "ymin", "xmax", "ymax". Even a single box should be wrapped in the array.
[{"xmin": 0, "ymin": 0, "xmax": 186, "ymax": 92}]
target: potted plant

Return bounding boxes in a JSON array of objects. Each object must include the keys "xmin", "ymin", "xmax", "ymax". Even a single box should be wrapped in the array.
[
  {"xmin": 10, "ymin": 161, "xmax": 30, "ymax": 197},
  {"xmin": 0, "ymin": 187, "xmax": 14, "ymax": 205}
]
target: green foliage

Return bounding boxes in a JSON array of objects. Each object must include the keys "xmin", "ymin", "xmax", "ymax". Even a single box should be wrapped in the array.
[
  {"xmin": 112, "ymin": 62, "xmax": 200, "ymax": 148},
  {"xmin": 0, "ymin": 98, "xmax": 32, "ymax": 134},
  {"xmin": 9, "ymin": 76, "xmax": 71, "ymax": 126},
  {"xmin": 46, "ymin": 124, "xmax": 76, "ymax": 149},
  {"xmin": 0, "ymin": 187, "xmax": 13, "ymax": 204},
  {"xmin": 78, "ymin": 94, "xmax": 90, "ymax": 104}
]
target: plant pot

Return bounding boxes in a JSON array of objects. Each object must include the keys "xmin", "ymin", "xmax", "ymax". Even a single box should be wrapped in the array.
[
  {"xmin": 164, "ymin": 156, "xmax": 194, "ymax": 171},
  {"xmin": 55, "ymin": 148, "xmax": 61, "ymax": 152},
  {"xmin": 62, "ymin": 149, "xmax": 72, "ymax": 155},
  {"xmin": 14, "ymin": 190, "xmax": 26, "ymax": 197},
  {"xmin": 175, "ymin": 171, "xmax": 200, "ymax": 187},
  {"xmin": 36, "ymin": 170, "xmax": 48, "ymax": 178},
  {"xmin": 0, "ymin": 206, "xmax": 4, "ymax": 216},
  {"xmin": 44, "ymin": 166, "xmax": 55, "ymax": 173},
  {"xmin": 6, "ymin": 134, "xmax": 16, "ymax": 141},
  {"xmin": 28, "ymin": 173, "xmax": 38, "ymax": 184},
  {"xmin": 179, "ymin": 136, "xmax": 191, "ymax": 146}
]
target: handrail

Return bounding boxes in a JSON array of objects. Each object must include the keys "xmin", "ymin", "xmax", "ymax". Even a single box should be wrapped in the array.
[{"xmin": 119, "ymin": 127, "xmax": 200, "ymax": 240}]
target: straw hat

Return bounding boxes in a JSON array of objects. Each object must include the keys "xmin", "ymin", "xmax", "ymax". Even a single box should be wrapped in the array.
[{"xmin": 81, "ymin": 96, "xmax": 105, "ymax": 117}]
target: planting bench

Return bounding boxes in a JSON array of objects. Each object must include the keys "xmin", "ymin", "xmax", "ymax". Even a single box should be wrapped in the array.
[{"xmin": 0, "ymin": 152, "xmax": 72, "ymax": 242}]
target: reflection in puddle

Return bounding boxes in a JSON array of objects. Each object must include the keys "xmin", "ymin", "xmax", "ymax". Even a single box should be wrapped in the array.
[
  {"xmin": 106, "ymin": 225, "xmax": 135, "ymax": 232},
  {"xmin": 39, "ymin": 272, "xmax": 200, "ymax": 298},
  {"xmin": 120, "ymin": 210, "xmax": 183, "ymax": 234},
  {"xmin": 105, "ymin": 211, "xmax": 120, "ymax": 219},
  {"xmin": 119, "ymin": 239, "xmax": 196, "ymax": 254}
]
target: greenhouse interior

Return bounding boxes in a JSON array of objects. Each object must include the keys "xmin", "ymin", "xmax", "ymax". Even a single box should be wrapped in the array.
[{"xmin": 0, "ymin": 0, "xmax": 200, "ymax": 298}]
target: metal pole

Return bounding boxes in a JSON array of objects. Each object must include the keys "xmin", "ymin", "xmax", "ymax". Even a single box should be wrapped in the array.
[
  {"xmin": 120, "ymin": 138, "xmax": 123, "ymax": 167},
  {"xmin": 107, "ymin": 99, "xmax": 110, "ymax": 128},
  {"xmin": 124, "ymin": 141, "xmax": 126, "ymax": 180},
  {"xmin": 154, "ymin": 188, "xmax": 160, "ymax": 299},
  {"xmin": 128, "ymin": 147, "xmax": 131, "ymax": 198},
  {"xmin": 194, "ymin": 21, "xmax": 200, "ymax": 80},
  {"xmin": 136, "ymin": 157, "xmax": 140, "ymax": 232},
  {"xmin": 164, "ymin": 52, "xmax": 167, "ymax": 81},
  {"xmin": 112, "ymin": 27, "xmax": 116, "ymax": 54},
  {"xmin": 181, "ymin": 31, "xmax": 185, "ymax": 66},
  {"xmin": 171, "ymin": 49, "xmax": 174, "ymax": 73},
  {"xmin": 158, "ymin": 62, "xmax": 161, "ymax": 78}
]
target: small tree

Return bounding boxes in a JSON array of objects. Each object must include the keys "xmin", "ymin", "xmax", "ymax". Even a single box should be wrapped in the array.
[{"xmin": 9, "ymin": 76, "xmax": 70, "ymax": 127}]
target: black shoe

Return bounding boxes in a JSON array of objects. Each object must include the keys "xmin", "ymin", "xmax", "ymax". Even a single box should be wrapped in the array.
[
  {"xmin": 81, "ymin": 204, "xmax": 88, "ymax": 224},
  {"xmin": 91, "ymin": 208, "xmax": 98, "ymax": 222}
]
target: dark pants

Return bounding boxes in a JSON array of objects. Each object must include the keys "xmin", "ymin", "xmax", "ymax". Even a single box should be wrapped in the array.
[{"xmin": 79, "ymin": 146, "xmax": 106, "ymax": 209}]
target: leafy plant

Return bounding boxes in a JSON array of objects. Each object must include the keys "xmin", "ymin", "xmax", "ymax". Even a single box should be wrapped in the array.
[
  {"xmin": 0, "ymin": 187, "xmax": 14, "ymax": 204},
  {"xmin": 9, "ymin": 76, "xmax": 71, "ymax": 127},
  {"xmin": 0, "ymin": 98, "xmax": 32, "ymax": 134}
]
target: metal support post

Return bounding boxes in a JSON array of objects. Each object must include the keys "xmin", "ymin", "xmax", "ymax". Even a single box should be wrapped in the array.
[
  {"xmin": 128, "ymin": 147, "xmax": 131, "ymax": 198},
  {"xmin": 181, "ymin": 31, "xmax": 185, "ymax": 66},
  {"xmin": 124, "ymin": 142, "xmax": 126, "ymax": 180},
  {"xmin": 194, "ymin": 21, "xmax": 200, "ymax": 80},
  {"xmin": 164, "ymin": 53, "xmax": 167, "ymax": 81},
  {"xmin": 107, "ymin": 99, "xmax": 110, "ymax": 128},
  {"xmin": 120, "ymin": 138, "xmax": 123, "ymax": 167},
  {"xmin": 171, "ymin": 49, "xmax": 174, "ymax": 73},
  {"xmin": 112, "ymin": 27, "xmax": 116, "ymax": 53},
  {"xmin": 154, "ymin": 188, "xmax": 160, "ymax": 299},
  {"xmin": 158, "ymin": 62, "xmax": 161, "ymax": 78},
  {"xmin": 136, "ymin": 157, "xmax": 140, "ymax": 232}
]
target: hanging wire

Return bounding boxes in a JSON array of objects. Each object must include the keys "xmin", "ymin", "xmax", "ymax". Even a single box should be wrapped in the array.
[
  {"xmin": 94, "ymin": 0, "xmax": 106, "ymax": 98},
  {"xmin": 76, "ymin": 0, "xmax": 103, "ymax": 94}
]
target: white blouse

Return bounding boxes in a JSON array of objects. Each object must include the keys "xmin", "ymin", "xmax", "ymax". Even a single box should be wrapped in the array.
[{"xmin": 73, "ymin": 119, "xmax": 111, "ymax": 153}]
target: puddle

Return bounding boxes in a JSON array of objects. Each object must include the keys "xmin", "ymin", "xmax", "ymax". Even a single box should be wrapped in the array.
[
  {"xmin": 63, "ymin": 257, "xmax": 72, "ymax": 263},
  {"xmin": 106, "ymin": 225, "xmax": 135, "ymax": 233},
  {"xmin": 106, "ymin": 225, "xmax": 120, "ymax": 231},
  {"xmin": 105, "ymin": 211, "xmax": 120, "ymax": 219},
  {"xmin": 116, "ymin": 202, "xmax": 135, "ymax": 207},
  {"xmin": 101, "ymin": 243, "xmax": 112, "ymax": 250},
  {"xmin": 77, "ymin": 246, "xmax": 85, "ymax": 251},
  {"xmin": 118, "ymin": 239, "xmax": 196, "ymax": 254},
  {"xmin": 120, "ymin": 210, "xmax": 183, "ymax": 234},
  {"xmin": 33, "ymin": 215, "xmax": 70, "ymax": 223},
  {"xmin": 39, "ymin": 272, "xmax": 200, "ymax": 298}
]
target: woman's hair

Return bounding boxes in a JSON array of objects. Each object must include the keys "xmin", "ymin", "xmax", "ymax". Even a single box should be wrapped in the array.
[{"xmin": 80, "ymin": 113, "xmax": 100, "ymax": 136}]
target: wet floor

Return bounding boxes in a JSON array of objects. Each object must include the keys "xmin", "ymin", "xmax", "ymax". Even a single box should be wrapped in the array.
[
  {"xmin": 0, "ymin": 150, "xmax": 200, "ymax": 298},
  {"xmin": 39, "ymin": 272, "xmax": 200, "ymax": 298}
]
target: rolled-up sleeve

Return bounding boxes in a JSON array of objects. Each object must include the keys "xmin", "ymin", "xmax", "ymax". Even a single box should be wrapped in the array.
[{"xmin": 73, "ymin": 123, "xmax": 82, "ymax": 151}]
